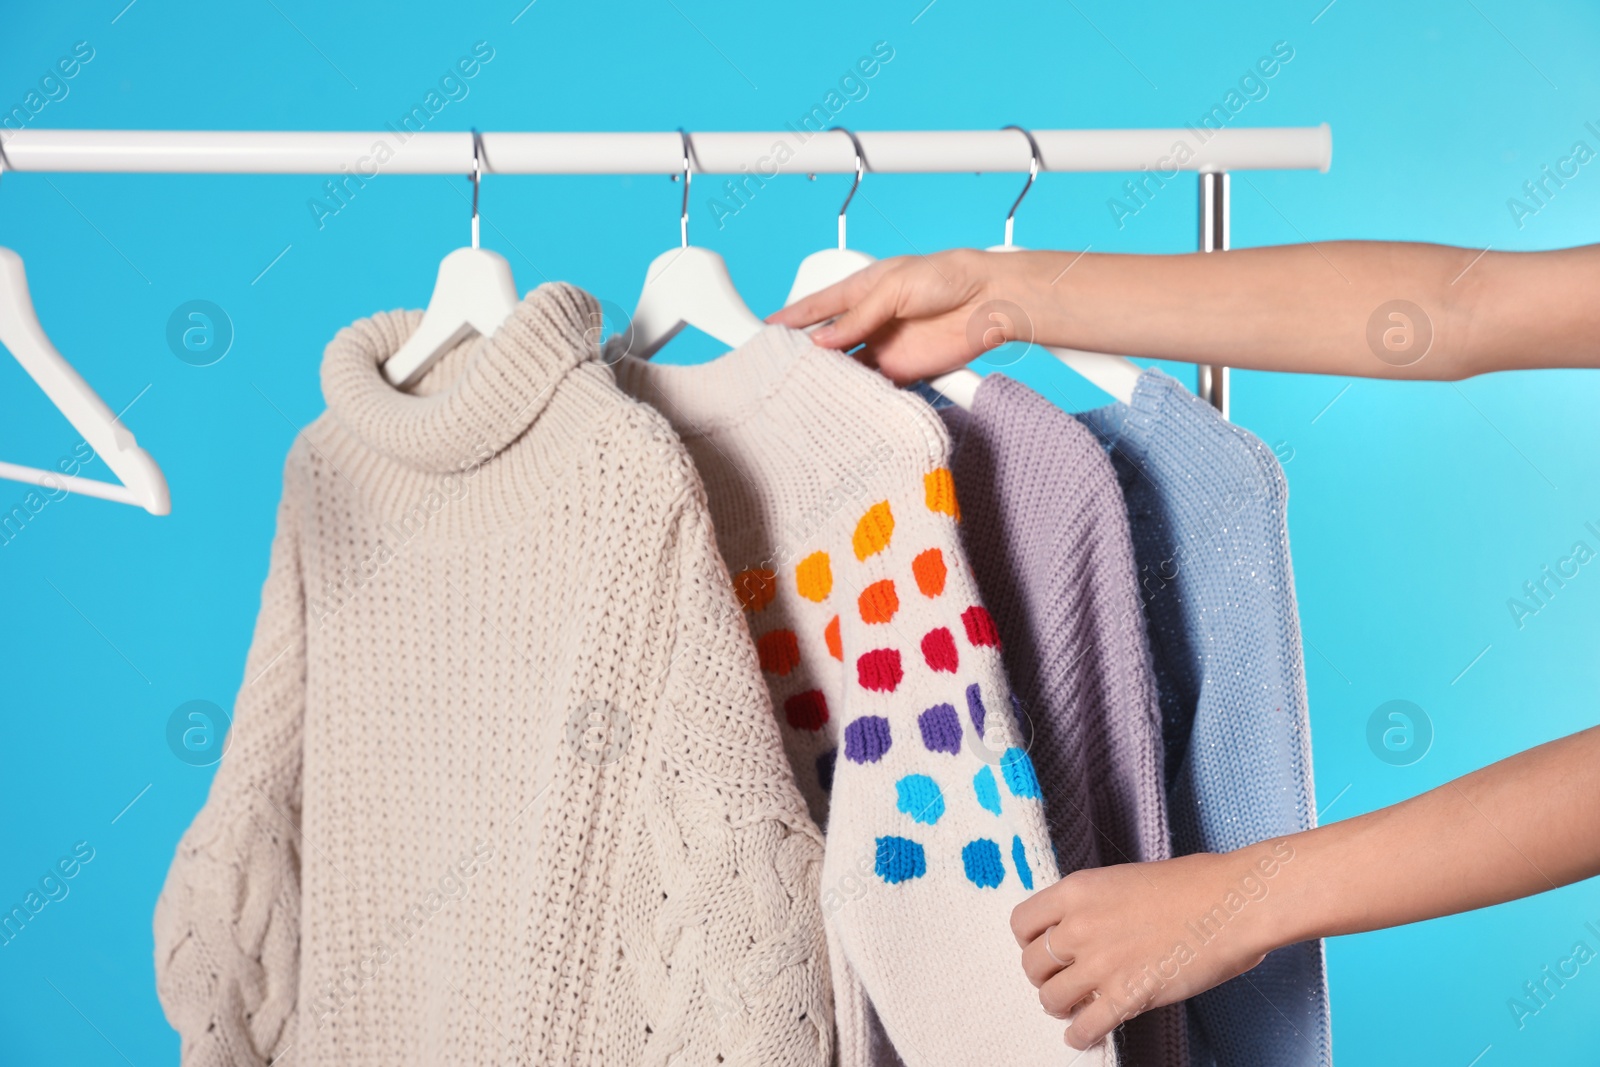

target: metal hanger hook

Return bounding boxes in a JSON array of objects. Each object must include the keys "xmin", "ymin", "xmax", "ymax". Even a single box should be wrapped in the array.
[
  {"xmin": 1001, "ymin": 124, "xmax": 1042, "ymax": 247},
  {"xmin": 470, "ymin": 128, "xmax": 485, "ymax": 250},
  {"xmin": 828, "ymin": 127, "xmax": 866, "ymax": 251},
  {"xmin": 676, "ymin": 128, "xmax": 692, "ymax": 248}
]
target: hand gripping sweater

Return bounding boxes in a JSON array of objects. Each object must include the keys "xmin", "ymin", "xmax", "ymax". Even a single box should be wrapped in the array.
[
  {"xmin": 614, "ymin": 330, "xmax": 1111, "ymax": 1067},
  {"xmin": 942, "ymin": 374, "xmax": 1186, "ymax": 1067},
  {"xmin": 152, "ymin": 284, "xmax": 831, "ymax": 1067},
  {"xmin": 1076, "ymin": 369, "xmax": 1331, "ymax": 1067}
]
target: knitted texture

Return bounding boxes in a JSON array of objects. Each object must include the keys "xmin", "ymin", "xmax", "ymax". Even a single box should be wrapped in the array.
[
  {"xmin": 614, "ymin": 331, "xmax": 1112, "ymax": 1067},
  {"xmin": 1076, "ymin": 369, "xmax": 1331, "ymax": 1067},
  {"xmin": 943, "ymin": 374, "xmax": 1186, "ymax": 1067},
  {"xmin": 152, "ymin": 284, "xmax": 831, "ymax": 1067}
]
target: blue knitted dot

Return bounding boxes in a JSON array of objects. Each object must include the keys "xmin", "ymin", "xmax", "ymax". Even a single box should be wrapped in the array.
[
  {"xmin": 816, "ymin": 748, "xmax": 837, "ymax": 793},
  {"xmin": 917, "ymin": 703, "xmax": 962, "ymax": 755},
  {"xmin": 875, "ymin": 835, "xmax": 927, "ymax": 884},
  {"xmin": 1000, "ymin": 747, "xmax": 1041, "ymax": 799},
  {"xmin": 965, "ymin": 683, "xmax": 987, "ymax": 735},
  {"xmin": 962, "ymin": 838, "xmax": 1005, "ymax": 889},
  {"xmin": 972, "ymin": 765, "xmax": 1001, "ymax": 815},
  {"xmin": 895, "ymin": 774, "xmax": 945, "ymax": 825},
  {"xmin": 1012, "ymin": 835, "xmax": 1034, "ymax": 890},
  {"xmin": 844, "ymin": 716, "xmax": 892, "ymax": 764}
]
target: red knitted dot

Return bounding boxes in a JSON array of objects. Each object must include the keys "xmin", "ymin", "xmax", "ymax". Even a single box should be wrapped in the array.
[
  {"xmin": 758, "ymin": 629, "xmax": 801, "ymax": 676},
  {"xmin": 962, "ymin": 606, "xmax": 1000, "ymax": 649},
  {"xmin": 824, "ymin": 616, "xmax": 843, "ymax": 661},
  {"xmin": 920, "ymin": 627, "xmax": 959, "ymax": 673},
  {"xmin": 784, "ymin": 690, "xmax": 830, "ymax": 731},
  {"xmin": 857, "ymin": 648, "xmax": 904, "ymax": 693}
]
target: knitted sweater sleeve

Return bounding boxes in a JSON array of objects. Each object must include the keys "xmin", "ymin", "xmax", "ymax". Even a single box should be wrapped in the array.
[
  {"xmin": 821, "ymin": 468, "xmax": 1111, "ymax": 1067},
  {"xmin": 613, "ymin": 485, "xmax": 832, "ymax": 1067},
  {"xmin": 153, "ymin": 460, "xmax": 306, "ymax": 1066}
]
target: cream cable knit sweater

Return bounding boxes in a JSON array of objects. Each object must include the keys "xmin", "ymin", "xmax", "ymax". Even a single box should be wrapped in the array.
[
  {"xmin": 153, "ymin": 285, "xmax": 831, "ymax": 1067},
  {"xmin": 615, "ymin": 331, "xmax": 1113, "ymax": 1067}
]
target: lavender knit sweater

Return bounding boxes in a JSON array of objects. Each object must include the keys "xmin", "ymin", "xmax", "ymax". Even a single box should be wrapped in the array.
[
  {"xmin": 942, "ymin": 374, "xmax": 1185, "ymax": 1067},
  {"xmin": 1077, "ymin": 369, "xmax": 1331, "ymax": 1067}
]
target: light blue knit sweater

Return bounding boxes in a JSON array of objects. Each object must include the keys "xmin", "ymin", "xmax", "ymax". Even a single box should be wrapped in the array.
[{"xmin": 1076, "ymin": 369, "xmax": 1331, "ymax": 1067}]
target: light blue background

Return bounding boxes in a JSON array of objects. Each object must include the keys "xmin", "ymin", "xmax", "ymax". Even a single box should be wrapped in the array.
[{"xmin": 2, "ymin": 1, "xmax": 1598, "ymax": 1063}]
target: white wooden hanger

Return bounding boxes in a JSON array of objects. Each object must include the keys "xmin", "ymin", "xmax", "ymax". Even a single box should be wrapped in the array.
[
  {"xmin": 784, "ymin": 127, "xmax": 876, "ymax": 307},
  {"xmin": 604, "ymin": 129, "xmax": 764, "ymax": 362},
  {"xmin": 929, "ymin": 125, "xmax": 1142, "ymax": 410},
  {"xmin": 383, "ymin": 130, "xmax": 519, "ymax": 389},
  {"xmin": 0, "ymin": 150, "xmax": 168, "ymax": 514}
]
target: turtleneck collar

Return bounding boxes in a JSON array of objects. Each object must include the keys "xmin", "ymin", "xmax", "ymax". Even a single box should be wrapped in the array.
[{"xmin": 321, "ymin": 282, "xmax": 601, "ymax": 472}]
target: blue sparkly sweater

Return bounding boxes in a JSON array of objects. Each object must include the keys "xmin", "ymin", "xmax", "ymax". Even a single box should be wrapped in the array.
[{"xmin": 1077, "ymin": 369, "xmax": 1332, "ymax": 1067}]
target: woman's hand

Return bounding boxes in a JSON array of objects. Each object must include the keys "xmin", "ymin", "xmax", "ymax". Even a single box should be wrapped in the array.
[
  {"xmin": 1010, "ymin": 846, "xmax": 1293, "ymax": 1050},
  {"xmin": 767, "ymin": 248, "xmax": 1062, "ymax": 383}
]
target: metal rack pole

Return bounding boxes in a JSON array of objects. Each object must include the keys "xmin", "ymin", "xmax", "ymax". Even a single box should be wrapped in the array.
[
  {"xmin": 0, "ymin": 127, "xmax": 1332, "ymax": 176},
  {"xmin": 1197, "ymin": 170, "xmax": 1230, "ymax": 418}
]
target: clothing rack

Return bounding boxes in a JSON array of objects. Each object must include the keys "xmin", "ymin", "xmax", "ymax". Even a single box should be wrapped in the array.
[{"xmin": 1, "ymin": 126, "xmax": 1333, "ymax": 415}]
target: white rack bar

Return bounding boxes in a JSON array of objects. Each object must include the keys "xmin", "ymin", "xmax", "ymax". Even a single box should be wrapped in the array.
[{"xmin": 0, "ymin": 126, "xmax": 1331, "ymax": 175}]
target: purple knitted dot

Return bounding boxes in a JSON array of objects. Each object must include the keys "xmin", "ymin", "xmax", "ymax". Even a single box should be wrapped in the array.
[
  {"xmin": 966, "ymin": 683, "xmax": 987, "ymax": 736},
  {"xmin": 917, "ymin": 703, "xmax": 962, "ymax": 755},
  {"xmin": 844, "ymin": 716, "xmax": 893, "ymax": 764}
]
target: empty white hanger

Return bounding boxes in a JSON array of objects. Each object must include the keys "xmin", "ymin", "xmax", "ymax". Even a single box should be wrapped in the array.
[
  {"xmin": 784, "ymin": 127, "xmax": 876, "ymax": 307},
  {"xmin": 928, "ymin": 125, "xmax": 1142, "ymax": 409},
  {"xmin": 604, "ymin": 129, "xmax": 764, "ymax": 362},
  {"xmin": 383, "ymin": 130, "xmax": 519, "ymax": 389},
  {"xmin": 0, "ymin": 149, "xmax": 168, "ymax": 514}
]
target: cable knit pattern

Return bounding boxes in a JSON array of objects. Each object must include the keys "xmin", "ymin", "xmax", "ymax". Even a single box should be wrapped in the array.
[
  {"xmin": 153, "ymin": 284, "xmax": 830, "ymax": 1067},
  {"xmin": 614, "ymin": 331, "xmax": 1113, "ymax": 1067},
  {"xmin": 943, "ymin": 374, "xmax": 1186, "ymax": 1067},
  {"xmin": 1076, "ymin": 369, "xmax": 1330, "ymax": 1067}
]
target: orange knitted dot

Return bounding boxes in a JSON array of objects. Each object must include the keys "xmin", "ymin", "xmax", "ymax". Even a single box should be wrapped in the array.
[
  {"xmin": 756, "ymin": 629, "xmax": 801, "ymax": 676},
  {"xmin": 858, "ymin": 579, "xmax": 900, "ymax": 624},
  {"xmin": 912, "ymin": 547, "xmax": 947, "ymax": 598},
  {"xmin": 824, "ymin": 615, "xmax": 843, "ymax": 660},
  {"xmin": 924, "ymin": 468, "xmax": 960, "ymax": 520},
  {"xmin": 852, "ymin": 501, "xmax": 895, "ymax": 560},
  {"xmin": 732, "ymin": 567, "xmax": 776, "ymax": 612},
  {"xmin": 795, "ymin": 551, "xmax": 833, "ymax": 602}
]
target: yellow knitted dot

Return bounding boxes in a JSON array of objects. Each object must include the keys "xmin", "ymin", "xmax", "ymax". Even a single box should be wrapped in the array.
[
  {"xmin": 795, "ymin": 551, "xmax": 833, "ymax": 602},
  {"xmin": 924, "ymin": 468, "xmax": 960, "ymax": 521},
  {"xmin": 852, "ymin": 501, "xmax": 895, "ymax": 561}
]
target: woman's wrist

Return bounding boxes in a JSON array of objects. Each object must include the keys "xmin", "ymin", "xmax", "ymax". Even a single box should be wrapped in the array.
[
  {"xmin": 1015, "ymin": 251, "xmax": 1094, "ymax": 351},
  {"xmin": 1218, "ymin": 836, "xmax": 1321, "ymax": 960}
]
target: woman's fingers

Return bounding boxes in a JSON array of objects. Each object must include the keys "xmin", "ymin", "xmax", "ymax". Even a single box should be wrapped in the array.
[
  {"xmin": 1021, "ymin": 927, "xmax": 1073, "ymax": 987},
  {"xmin": 766, "ymin": 258, "xmax": 895, "ymax": 327},
  {"xmin": 1038, "ymin": 962, "xmax": 1099, "ymax": 1021},
  {"xmin": 1064, "ymin": 992, "xmax": 1137, "ymax": 1051},
  {"xmin": 811, "ymin": 266, "xmax": 906, "ymax": 350},
  {"xmin": 1010, "ymin": 878, "xmax": 1068, "ymax": 948}
]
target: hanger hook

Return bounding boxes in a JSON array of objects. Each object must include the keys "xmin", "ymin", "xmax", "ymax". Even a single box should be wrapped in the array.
[
  {"xmin": 470, "ymin": 128, "xmax": 485, "ymax": 251},
  {"xmin": 1001, "ymin": 124, "xmax": 1042, "ymax": 247},
  {"xmin": 828, "ymin": 127, "xmax": 866, "ymax": 251},
  {"xmin": 676, "ymin": 128, "xmax": 692, "ymax": 249}
]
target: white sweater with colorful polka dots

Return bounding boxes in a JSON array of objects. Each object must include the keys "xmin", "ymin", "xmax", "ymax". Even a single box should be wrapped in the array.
[{"xmin": 615, "ymin": 331, "xmax": 1113, "ymax": 1067}]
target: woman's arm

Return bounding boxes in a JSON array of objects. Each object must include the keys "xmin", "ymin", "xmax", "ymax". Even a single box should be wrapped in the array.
[
  {"xmin": 767, "ymin": 242, "xmax": 1600, "ymax": 384},
  {"xmin": 1007, "ymin": 724, "xmax": 1600, "ymax": 1050}
]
